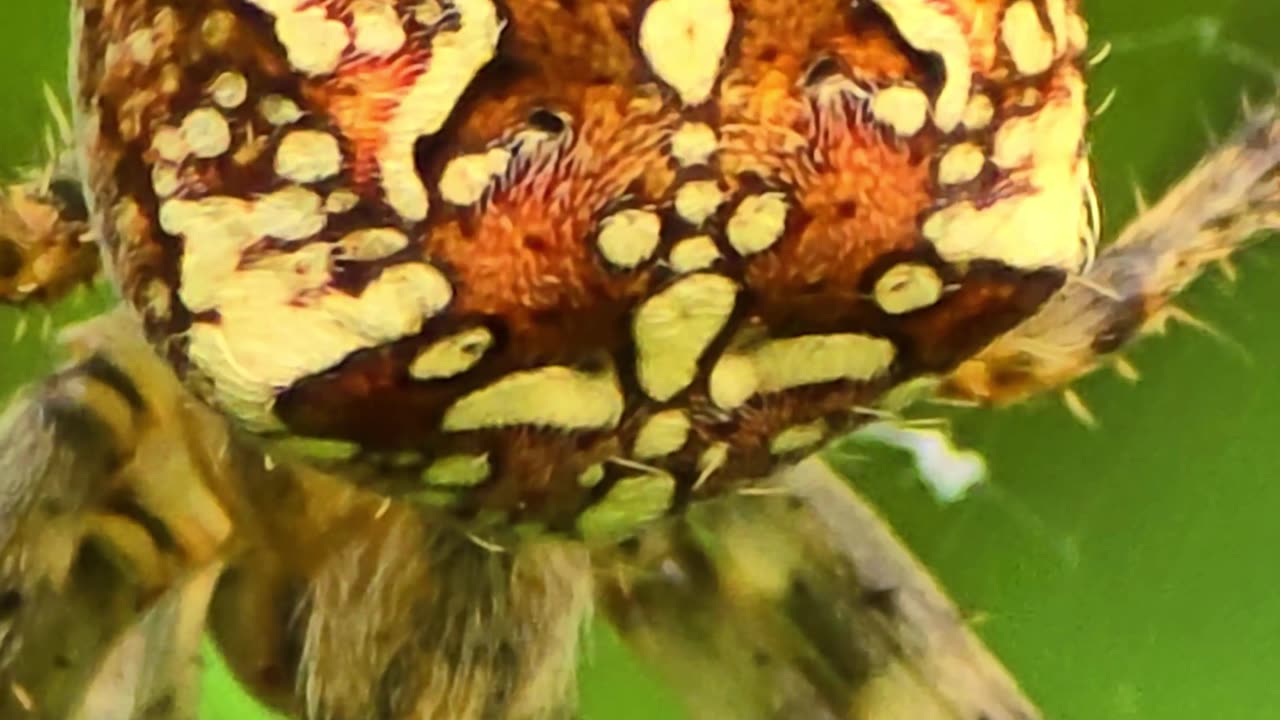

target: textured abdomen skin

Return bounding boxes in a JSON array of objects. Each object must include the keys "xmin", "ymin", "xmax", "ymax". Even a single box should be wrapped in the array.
[{"xmin": 73, "ymin": 0, "xmax": 1092, "ymax": 535}]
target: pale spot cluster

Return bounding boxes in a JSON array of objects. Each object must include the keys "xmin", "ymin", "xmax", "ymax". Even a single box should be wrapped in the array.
[
  {"xmin": 158, "ymin": 188, "xmax": 453, "ymax": 430},
  {"xmin": 377, "ymin": 0, "xmax": 503, "ymax": 221},
  {"xmin": 861, "ymin": 0, "xmax": 1095, "ymax": 272}
]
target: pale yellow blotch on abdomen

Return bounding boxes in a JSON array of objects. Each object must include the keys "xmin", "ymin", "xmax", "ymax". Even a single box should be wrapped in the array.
[
  {"xmin": 639, "ymin": 0, "xmax": 734, "ymax": 106},
  {"xmin": 275, "ymin": 130, "xmax": 343, "ymax": 184},
  {"xmin": 378, "ymin": 0, "xmax": 502, "ymax": 221},
  {"xmin": 162, "ymin": 189, "xmax": 452, "ymax": 430},
  {"xmin": 727, "ymin": 192, "xmax": 788, "ymax": 256},
  {"xmin": 925, "ymin": 70, "xmax": 1091, "ymax": 271},
  {"xmin": 179, "ymin": 107, "xmax": 231, "ymax": 159},
  {"xmin": 151, "ymin": 126, "xmax": 190, "ymax": 163},
  {"xmin": 442, "ymin": 363, "xmax": 625, "ymax": 432},
  {"xmin": 250, "ymin": 3, "xmax": 350, "ymax": 76},
  {"xmin": 577, "ymin": 472, "xmax": 677, "ymax": 540},
  {"xmin": 632, "ymin": 410, "xmax": 692, "ymax": 459},
  {"xmin": 674, "ymin": 180, "xmax": 726, "ymax": 226},
  {"xmin": 869, "ymin": 0, "xmax": 972, "ymax": 131},
  {"xmin": 633, "ymin": 273, "xmax": 739, "ymax": 402},
  {"xmin": 259, "ymin": 95, "xmax": 304, "ymax": 126},
  {"xmin": 438, "ymin": 148, "xmax": 511, "ymax": 206},
  {"xmin": 409, "ymin": 327, "xmax": 494, "ymax": 380},
  {"xmin": 1002, "ymin": 1, "xmax": 1056, "ymax": 77},
  {"xmin": 335, "ymin": 227, "xmax": 409, "ymax": 261},
  {"xmin": 422, "ymin": 453, "xmax": 492, "ymax": 487},
  {"xmin": 670, "ymin": 122, "xmax": 719, "ymax": 167},
  {"xmin": 963, "ymin": 94, "xmax": 995, "ymax": 130},
  {"xmin": 597, "ymin": 209, "xmax": 662, "ymax": 269},
  {"xmin": 770, "ymin": 420, "xmax": 829, "ymax": 455},
  {"xmin": 669, "ymin": 235, "xmax": 721, "ymax": 273},
  {"xmin": 708, "ymin": 353, "xmax": 758, "ymax": 410},
  {"xmin": 272, "ymin": 436, "xmax": 361, "ymax": 462},
  {"xmin": 937, "ymin": 143, "xmax": 986, "ymax": 185},
  {"xmin": 325, "ymin": 190, "xmax": 361, "ymax": 214},
  {"xmin": 209, "ymin": 71, "xmax": 248, "ymax": 109},
  {"xmin": 351, "ymin": 1, "xmax": 407, "ymax": 56},
  {"xmin": 874, "ymin": 263, "xmax": 944, "ymax": 315},
  {"xmin": 743, "ymin": 334, "xmax": 896, "ymax": 399},
  {"xmin": 870, "ymin": 84, "xmax": 930, "ymax": 137}
]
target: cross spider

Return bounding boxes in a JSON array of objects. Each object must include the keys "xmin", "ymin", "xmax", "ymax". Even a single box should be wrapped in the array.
[{"xmin": 1, "ymin": 1, "xmax": 1278, "ymax": 719}]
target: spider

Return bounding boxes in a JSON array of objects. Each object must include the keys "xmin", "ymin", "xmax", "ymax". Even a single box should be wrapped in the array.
[{"xmin": 1, "ymin": 1, "xmax": 1278, "ymax": 719}]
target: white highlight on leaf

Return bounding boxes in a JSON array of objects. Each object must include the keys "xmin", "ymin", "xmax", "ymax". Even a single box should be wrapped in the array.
[{"xmin": 855, "ymin": 421, "xmax": 987, "ymax": 503}]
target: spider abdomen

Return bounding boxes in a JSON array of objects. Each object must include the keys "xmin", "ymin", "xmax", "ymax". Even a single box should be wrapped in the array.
[{"xmin": 74, "ymin": 0, "xmax": 1094, "ymax": 537}]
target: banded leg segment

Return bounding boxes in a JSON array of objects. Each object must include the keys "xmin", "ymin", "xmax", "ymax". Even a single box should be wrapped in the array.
[
  {"xmin": 596, "ymin": 458, "xmax": 1038, "ymax": 720},
  {"xmin": 944, "ymin": 104, "xmax": 1280, "ymax": 406},
  {"xmin": 0, "ymin": 311, "xmax": 232, "ymax": 718}
]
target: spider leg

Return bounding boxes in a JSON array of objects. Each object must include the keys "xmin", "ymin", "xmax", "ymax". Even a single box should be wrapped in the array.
[
  {"xmin": 0, "ymin": 310, "xmax": 232, "ymax": 718},
  {"xmin": 0, "ymin": 91, "xmax": 99, "ymax": 306},
  {"xmin": 203, "ymin": 432, "xmax": 595, "ymax": 720},
  {"xmin": 278, "ymin": 513, "xmax": 592, "ymax": 720},
  {"xmin": 595, "ymin": 457, "xmax": 1038, "ymax": 720},
  {"xmin": 944, "ymin": 103, "xmax": 1280, "ymax": 406}
]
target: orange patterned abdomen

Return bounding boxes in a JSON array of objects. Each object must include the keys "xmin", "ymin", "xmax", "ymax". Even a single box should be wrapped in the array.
[{"xmin": 74, "ymin": 0, "xmax": 1094, "ymax": 538}]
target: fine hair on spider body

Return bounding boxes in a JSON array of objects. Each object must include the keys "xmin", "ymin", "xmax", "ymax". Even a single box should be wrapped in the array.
[{"xmin": 2, "ymin": 2, "xmax": 1280, "ymax": 719}]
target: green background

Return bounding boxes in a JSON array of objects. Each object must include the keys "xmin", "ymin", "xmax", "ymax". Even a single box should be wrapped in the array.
[{"xmin": 3, "ymin": 2, "xmax": 1280, "ymax": 718}]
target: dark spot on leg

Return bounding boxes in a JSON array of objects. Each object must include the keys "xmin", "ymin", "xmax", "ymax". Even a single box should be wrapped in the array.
[
  {"xmin": 0, "ymin": 590, "xmax": 22, "ymax": 619},
  {"xmin": 0, "ymin": 237, "xmax": 23, "ymax": 279},
  {"xmin": 49, "ymin": 178, "xmax": 90, "ymax": 222},
  {"xmin": 862, "ymin": 587, "xmax": 898, "ymax": 616}
]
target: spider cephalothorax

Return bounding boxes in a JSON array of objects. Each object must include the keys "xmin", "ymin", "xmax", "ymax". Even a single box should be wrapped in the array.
[{"xmin": 73, "ymin": 0, "xmax": 1094, "ymax": 536}]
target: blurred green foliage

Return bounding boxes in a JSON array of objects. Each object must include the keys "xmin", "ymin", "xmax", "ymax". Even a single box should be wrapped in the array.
[{"xmin": 2, "ymin": 2, "xmax": 1280, "ymax": 718}]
